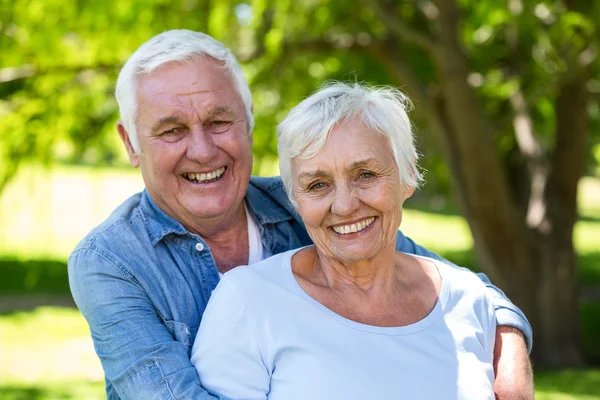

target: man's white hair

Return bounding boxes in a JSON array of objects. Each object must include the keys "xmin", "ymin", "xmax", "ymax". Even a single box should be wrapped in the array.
[
  {"xmin": 277, "ymin": 82, "xmax": 422, "ymax": 206},
  {"xmin": 115, "ymin": 29, "xmax": 254, "ymax": 153}
]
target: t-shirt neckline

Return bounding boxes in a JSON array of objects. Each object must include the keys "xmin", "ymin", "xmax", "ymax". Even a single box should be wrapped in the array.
[{"xmin": 281, "ymin": 246, "xmax": 451, "ymax": 336}]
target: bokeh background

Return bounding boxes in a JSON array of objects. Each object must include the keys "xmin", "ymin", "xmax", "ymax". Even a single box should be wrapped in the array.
[{"xmin": 1, "ymin": 0, "xmax": 599, "ymax": 398}]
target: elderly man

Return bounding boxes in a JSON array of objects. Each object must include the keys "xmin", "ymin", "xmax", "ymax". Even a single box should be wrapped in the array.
[{"xmin": 69, "ymin": 29, "xmax": 533, "ymax": 400}]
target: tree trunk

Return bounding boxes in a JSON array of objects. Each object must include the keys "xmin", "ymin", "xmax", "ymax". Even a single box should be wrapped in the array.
[
  {"xmin": 431, "ymin": 62, "xmax": 586, "ymax": 367},
  {"xmin": 420, "ymin": 0, "xmax": 587, "ymax": 367}
]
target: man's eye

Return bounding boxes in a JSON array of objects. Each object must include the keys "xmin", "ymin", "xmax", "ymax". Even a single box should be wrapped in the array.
[
  {"xmin": 162, "ymin": 127, "xmax": 181, "ymax": 135},
  {"xmin": 209, "ymin": 120, "xmax": 233, "ymax": 133},
  {"xmin": 359, "ymin": 171, "xmax": 374, "ymax": 179},
  {"xmin": 157, "ymin": 127, "xmax": 187, "ymax": 142}
]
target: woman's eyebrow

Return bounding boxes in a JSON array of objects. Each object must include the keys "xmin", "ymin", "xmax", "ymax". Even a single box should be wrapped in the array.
[
  {"xmin": 347, "ymin": 158, "xmax": 380, "ymax": 171},
  {"xmin": 297, "ymin": 170, "xmax": 328, "ymax": 181}
]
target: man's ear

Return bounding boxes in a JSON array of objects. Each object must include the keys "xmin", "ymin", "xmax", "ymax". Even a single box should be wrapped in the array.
[{"xmin": 117, "ymin": 121, "xmax": 140, "ymax": 168}]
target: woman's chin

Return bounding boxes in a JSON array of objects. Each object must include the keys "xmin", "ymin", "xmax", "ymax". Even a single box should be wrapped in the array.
[{"xmin": 325, "ymin": 245, "xmax": 382, "ymax": 264}]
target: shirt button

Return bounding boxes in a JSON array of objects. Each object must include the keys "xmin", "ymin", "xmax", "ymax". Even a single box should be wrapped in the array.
[{"xmin": 195, "ymin": 243, "xmax": 205, "ymax": 252}]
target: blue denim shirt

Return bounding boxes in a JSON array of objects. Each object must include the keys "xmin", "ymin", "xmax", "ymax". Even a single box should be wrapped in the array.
[{"xmin": 69, "ymin": 176, "xmax": 532, "ymax": 400}]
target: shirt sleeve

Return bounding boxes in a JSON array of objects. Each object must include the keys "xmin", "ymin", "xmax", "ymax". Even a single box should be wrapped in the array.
[
  {"xmin": 191, "ymin": 276, "xmax": 270, "ymax": 400},
  {"xmin": 395, "ymin": 229, "xmax": 533, "ymax": 353},
  {"xmin": 68, "ymin": 247, "xmax": 228, "ymax": 400}
]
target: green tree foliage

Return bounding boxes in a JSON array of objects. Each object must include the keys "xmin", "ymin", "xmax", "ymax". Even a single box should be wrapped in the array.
[
  {"xmin": 0, "ymin": 0, "xmax": 254, "ymax": 192},
  {"xmin": 3, "ymin": 1, "xmax": 597, "ymax": 193}
]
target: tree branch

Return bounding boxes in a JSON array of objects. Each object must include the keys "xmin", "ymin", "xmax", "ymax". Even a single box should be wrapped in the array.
[
  {"xmin": 369, "ymin": 38, "xmax": 432, "ymax": 110},
  {"xmin": 0, "ymin": 64, "xmax": 35, "ymax": 83},
  {"xmin": 361, "ymin": 0, "xmax": 437, "ymax": 51},
  {"xmin": 546, "ymin": 72, "xmax": 591, "ymax": 242},
  {"xmin": 431, "ymin": 0, "xmax": 460, "ymax": 44},
  {"xmin": 508, "ymin": 88, "xmax": 550, "ymax": 231},
  {"xmin": 0, "ymin": 63, "xmax": 120, "ymax": 84},
  {"xmin": 236, "ymin": 5, "xmax": 275, "ymax": 62},
  {"xmin": 503, "ymin": 11, "xmax": 551, "ymax": 231}
]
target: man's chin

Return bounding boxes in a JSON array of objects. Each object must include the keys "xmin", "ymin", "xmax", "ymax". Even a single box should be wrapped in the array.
[{"xmin": 183, "ymin": 199, "xmax": 241, "ymax": 220}]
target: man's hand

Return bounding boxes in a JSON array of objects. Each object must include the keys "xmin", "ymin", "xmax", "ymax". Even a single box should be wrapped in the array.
[{"xmin": 493, "ymin": 325, "xmax": 534, "ymax": 399}]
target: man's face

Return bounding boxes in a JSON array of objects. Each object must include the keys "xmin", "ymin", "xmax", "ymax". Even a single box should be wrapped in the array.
[{"xmin": 118, "ymin": 56, "xmax": 253, "ymax": 231}]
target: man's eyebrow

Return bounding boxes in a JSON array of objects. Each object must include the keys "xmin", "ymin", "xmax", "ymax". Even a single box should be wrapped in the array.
[
  {"xmin": 151, "ymin": 116, "xmax": 183, "ymax": 132},
  {"xmin": 207, "ymin": 106, "xmax": 234, "ymax": 118}
]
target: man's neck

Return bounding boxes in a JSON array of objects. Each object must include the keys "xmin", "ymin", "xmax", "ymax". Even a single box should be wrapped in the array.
[
  {"xmin": 195, "ymin": 205, "xmax": 250, "ymax": 274},
  {"xmin": 151, "ymin": 194, "xmax": 251, "ymax": 273}
]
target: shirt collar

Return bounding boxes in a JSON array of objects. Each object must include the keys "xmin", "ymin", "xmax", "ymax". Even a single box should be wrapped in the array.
[
  {"xmin": 245, "ymin": 177, "xmax": 296, "ymax": 225},
  {"xmin": 139, "ymin": 178, "xmax": 296, "ymax": 245},
  {"xmin": 139, "ymin": 190, "xmax": 190, "ymax": 246}
]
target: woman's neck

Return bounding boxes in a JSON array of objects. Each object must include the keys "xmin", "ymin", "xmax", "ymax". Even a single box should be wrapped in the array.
[{"xmin": 312, "ymin": 245, "xmax": 400, "ymax": 293}]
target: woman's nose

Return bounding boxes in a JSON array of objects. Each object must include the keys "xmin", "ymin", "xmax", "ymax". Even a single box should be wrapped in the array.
[{"xmin": 331, "ymin": 184, "xmax": 360, "ymax": 216}]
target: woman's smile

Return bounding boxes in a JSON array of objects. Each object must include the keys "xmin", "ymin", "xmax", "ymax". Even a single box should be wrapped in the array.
[{"xmin": 330, "ymin": 216, "xmax": 376, "ymax": 235}]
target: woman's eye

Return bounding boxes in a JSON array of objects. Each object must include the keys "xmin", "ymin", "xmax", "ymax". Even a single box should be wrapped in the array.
[
  {"xmin": 359, "ymin": 172, "xmax": 374, "ymax": 179},
  {"xmin": 309, "ymin": 182, "xmax": 326, "ymax": 191}
]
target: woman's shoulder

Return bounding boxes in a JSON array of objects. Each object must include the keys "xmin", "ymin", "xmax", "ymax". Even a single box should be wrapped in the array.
[
  {"xmin": 407, "ymin": 254, "xmax": 491, "ymax": 308},
  {"xmin": 415, "ymin": 255, "xmax": 486, "ymax": 290}
]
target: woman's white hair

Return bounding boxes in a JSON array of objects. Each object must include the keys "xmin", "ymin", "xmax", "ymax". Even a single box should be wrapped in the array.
[
  {"xmin": 277, "ymin": 82, "xmax": 422, "ymax": 206},
  {"xmin": 115, "ymin": 29, "xmax": 254, "ymax": 153}
]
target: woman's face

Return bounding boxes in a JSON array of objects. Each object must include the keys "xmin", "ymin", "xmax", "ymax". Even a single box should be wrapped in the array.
[{"xmin": 292, "ymin": 118, "xmax": 414, "ymax": 264}]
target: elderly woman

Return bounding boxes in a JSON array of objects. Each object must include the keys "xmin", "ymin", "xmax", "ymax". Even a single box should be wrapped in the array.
[{"xmin": 190, "ymin": 82, "xmax": 496, "ymax": 399}]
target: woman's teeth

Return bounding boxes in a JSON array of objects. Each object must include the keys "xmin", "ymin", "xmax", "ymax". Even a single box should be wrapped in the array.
[{"xmin": 332, "ymin": 217, "xmax": 375, "ymax": 235}]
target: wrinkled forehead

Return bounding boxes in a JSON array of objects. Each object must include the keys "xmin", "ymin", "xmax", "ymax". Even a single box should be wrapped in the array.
[
  {"xmin": 135, "ymin": 58, "xmax": 244, "ymax": 120},
  {"xmin": 137, "ymin": 57, "xmax": 236, "ymax": 98},
  {"xmin": 292, "ymin": 124, "xmax": 395, "ymax": 173}
]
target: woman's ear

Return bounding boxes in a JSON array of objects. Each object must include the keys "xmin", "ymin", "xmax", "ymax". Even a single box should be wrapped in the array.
[{"xmin": 403, "ymin": 186, "xmax": 415, "ymax": 202}]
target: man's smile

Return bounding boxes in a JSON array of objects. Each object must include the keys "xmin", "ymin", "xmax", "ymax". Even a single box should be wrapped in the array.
[{"xmin": 182, "ymin": 167, "xmax": 226, "ymax": 183}]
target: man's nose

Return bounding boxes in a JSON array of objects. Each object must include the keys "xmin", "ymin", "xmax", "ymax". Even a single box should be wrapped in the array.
[
  {"xmin": 186, "ymin": 126, "xmax": 218, "ymax": 162},
  {"xmin": 331, "ymin": 183, "xmax": 360, "ymax": 216}
]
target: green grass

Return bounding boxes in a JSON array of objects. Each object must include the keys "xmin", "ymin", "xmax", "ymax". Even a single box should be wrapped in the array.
[
  {"xmin": 581, "ymin": 302, "xmax": 600, "ymax": 363},
  {"xmin": 0, "ymin": 308, "xmax": 104, "ymax": 388},
  {"xmin": 0, "ymin": 259, "xmax": 71, "ymax": 295},
  {"xmin": 0, "ymin": 381, "xmax": 106, "ymax": 400},
  {"xmin": 535, "ymin": 369, "xmax": 600, "ymax": 400}
]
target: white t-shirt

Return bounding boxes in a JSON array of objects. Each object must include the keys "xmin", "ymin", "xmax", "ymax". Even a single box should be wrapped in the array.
[
  {"xmin": 246, "ymin": 202, "xmax": 267, "ymax": 265},
  {"xmin": 192, "ymin": 247, "xmax": 496, "ymax": 400}
]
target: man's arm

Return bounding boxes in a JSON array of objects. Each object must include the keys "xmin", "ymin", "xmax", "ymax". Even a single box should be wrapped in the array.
[
  {"xmin": 395, "ymin": 229, "xmax": 533, "ymax": 351},
  {"xmin": 68, "ymin": 247, "xmax": 229, "ymax": 400}
]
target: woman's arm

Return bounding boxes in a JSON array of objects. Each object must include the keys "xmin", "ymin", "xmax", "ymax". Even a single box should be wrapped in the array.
[{"xmin": 190, "ymin": 276, "xmax": 270, "ymax": 400}]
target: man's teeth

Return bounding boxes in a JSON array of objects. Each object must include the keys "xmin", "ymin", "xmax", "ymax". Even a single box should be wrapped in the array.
[
  {"xmin": 184, "ymin": 167, "xmax": 225, "ymax": 182},
  {"xmin": 332, "ymin": 217, "xmax": 375, "ymax": 235}
]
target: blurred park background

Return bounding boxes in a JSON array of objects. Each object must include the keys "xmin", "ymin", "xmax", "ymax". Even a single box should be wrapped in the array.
[{"xmin": 1, "ymin": 0, "xmax": 600, "ymax": 398}]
